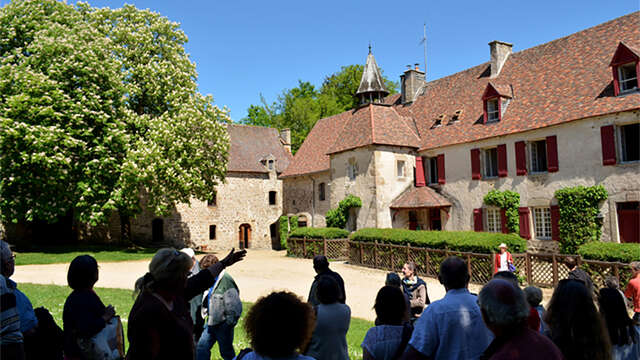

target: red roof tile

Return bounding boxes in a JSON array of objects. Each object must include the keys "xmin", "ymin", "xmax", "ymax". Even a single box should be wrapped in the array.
[
  {"xmin": 227, "ymin": 124, "xmax": 293, "ymax": 173},
  {"xmin": 390, "ymin": 186, "xmax": 452, "ymax": 209}
]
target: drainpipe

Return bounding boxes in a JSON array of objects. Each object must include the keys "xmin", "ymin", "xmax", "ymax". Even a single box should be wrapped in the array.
[{"xmin": 309, "ymin": 176, "xmax": 316, "ymax": 227}]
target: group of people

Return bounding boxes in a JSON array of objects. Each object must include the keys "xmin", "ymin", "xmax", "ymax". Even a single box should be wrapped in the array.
[{"xmin": 2, "ymin": 238, "xmax": 640, "ymax": 360}]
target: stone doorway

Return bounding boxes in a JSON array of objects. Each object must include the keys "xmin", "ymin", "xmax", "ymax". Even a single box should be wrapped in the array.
[{"xmin": 239, "ymin": 223, "xmax": 251, "ymax": 249}]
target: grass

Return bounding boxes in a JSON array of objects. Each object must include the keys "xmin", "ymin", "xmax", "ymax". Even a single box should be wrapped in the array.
[
  {"xmin": 19, "ymin": 283, "xmax": 373, "ymax": 360},
  {"xmin": 14, "ymin": 245, "xmax": 156, "ymax": 265}
]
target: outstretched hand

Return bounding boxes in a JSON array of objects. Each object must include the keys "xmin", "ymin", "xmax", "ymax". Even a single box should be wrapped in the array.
[{"xmin": 220, "ymin": 248, "xmax": 247, "ymax": 267}]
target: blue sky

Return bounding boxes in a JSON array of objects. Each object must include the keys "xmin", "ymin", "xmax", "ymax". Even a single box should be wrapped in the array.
[{"xmin": 3, "ymin": 1, "xmax": 638, "ymax": 120}]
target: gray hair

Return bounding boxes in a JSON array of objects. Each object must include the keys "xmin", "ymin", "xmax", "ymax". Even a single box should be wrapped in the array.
[
  {"xmin": 479, "ymin": 279, "xmax": 530, "ymax": 328},
  {"xmin": 134, "ymin": 248, "xmax": 192, "ymax": 296},
  {"xmin": 523, "ymin": 286, "xmax": 543, "ymax": 307}
]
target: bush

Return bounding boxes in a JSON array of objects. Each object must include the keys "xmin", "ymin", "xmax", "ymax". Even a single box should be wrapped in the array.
[
  {"xmin": 483, "ymin": 190, "xmax": 520, "ymax": 233},
  {"xmin": 278, "ymin": 216, "xmax": 289, "ymax": 249},
  {"xmin": 577, "ymin": 242, "xmax": 640, "ymax": 263},
  {"xmin": 326, "ymin": 195, "xmax": 362, "ymax": 228},
  {"xmin": 350, "ymin": 228, "xmax": 527, "ymax": 254},
  {"xmin": 555, "ymin": 185, "xmax": 608, "ymax": 253},
  {"xmin": 289, "ymin": 227, "xmax": 350, "ymax": 239}
]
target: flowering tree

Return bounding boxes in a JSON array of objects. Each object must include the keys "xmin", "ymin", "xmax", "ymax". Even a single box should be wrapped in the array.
[{"xmin": 0, "ymin": 0, "xmax": 229, "ymax": 241}]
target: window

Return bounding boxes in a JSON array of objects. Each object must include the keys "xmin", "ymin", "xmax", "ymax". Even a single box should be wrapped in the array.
[
  {"xmin": 397, "ymin": 160, "xmax": 405, "ymax": 177},
  {"xmin": 483, "ymin": 148, "xmax": 498, "ymax": 178},
  {"xmin": 533, "ymin": 207, "xmax": 552, "ymax": 240},
  {"xmin": 319, "ymin": 183, "xmax": 326, "ymax": 201},
  {"xmin": 427, "ymin": 157, "xmax": 438, "ymax": 184},
  {"xmin": 269, "ymin": 191, "xmax": 276, "ymax": 205},
  {"xmin": 298, "ymin": 215, "xmax": 307, "ymax": 228},
  {"xmin": 209, "ymin": 225, "xmax": 216, "ymax": 240},
  {"xmin": 485, "ymin": 208, "xmax": 501, "ymax": 233},
  {"xmin": 486, "ymin": 98, "xmax": 499, "ymax": 122},
  {"xmin": 620, "ymin": 123, "xmax": 640, "ymax": 162},
  {"xmin": 530, "ymin": 140, "xmax": 548, "ymax": 173},
  {"xmin": 347, "ymin": 163, "xmax": 357, "ymax": 181},
  {"xmin": 267, "ymin": 159, "xmax": 275, "ymax": 170},
  {"xmin": 619, "ymin": 62, "xmax": 638, "ymax": 92},
  {"xmin": 207, "ymin": 192, "xmax": 217, "ymax": 207}
]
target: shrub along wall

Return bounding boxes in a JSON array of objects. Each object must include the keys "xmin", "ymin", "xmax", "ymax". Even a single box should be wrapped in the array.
[
  {"xmin": 350, "ymin": 228, "xmax": 527, "ymax": 254},
  {"xmin": 577, "ymin": 242, "xmax": 640, "ymax": 263},
  {"xmin": 289, "ymin": 227, "xmax": 350, "ymax": 239}
]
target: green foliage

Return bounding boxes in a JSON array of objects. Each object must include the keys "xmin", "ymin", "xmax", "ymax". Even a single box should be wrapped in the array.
[
  {"xmin": 483, "ymin": 190, "xmax": 520, "ymax": 233},
  {"xmin": 278, "ymin": 215, "xmax": 289, "ymax": 250},
  {"xmin": 290, "ymin": 215, "xmax": 299, "ymax": 234},
  {"xmin": 289, "ymin": 227, "xmax": 350, "ymax": 239},
  {"xmin": 555, "ymin": 185, "xmax": 608, "ymax": 253},
  {"xmin": 14, "ymin": 245, "xmax": 155, "ymax": 265},
  {"xmin": 241, "ymin": 65, "xmax": 398, "ymax": 153},
  {"xmin": 577, "ymin": 242, "xmax": 640, "ymax": 263},
  {"xmin": 351, "ymin": 228, "xmax": 527, "ymax": 254},
  {"xmin": 326, "ymin": 195, "xmax": 362, "ymax": 229},
  {"xmin": 0, "ymin": 1, "xmax": 229, "ymax": 228}
]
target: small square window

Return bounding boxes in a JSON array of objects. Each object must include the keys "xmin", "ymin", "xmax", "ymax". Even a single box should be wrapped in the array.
[
  {"xmin": 530, "ymin": 140, "xmax": 548, "ymax": 173},
  {"xmin": 397, "ymin": 160, "xmax": 405, "ymax": 177},
  {"xmin": 209, "ymin": 225, "xmax": 216, "ymax": 240},
  {"xmin": 483, "ymin": 148, "xmax": 498, "ymax": 178},
  {"xmin": 485, "ymin": 208, "xmax": 501, "ymax": 233},
  {"xmin": 620, "ymin": 123, "xmax": 639, "ymax": 162},
  {"xmin": 207, "ymin": 193, "xmax": 217, "ymax": 207},
  {"xmin": 486, "ymin": 99, "xmax": 499, "ymax": 122},
  {"xmin": 269, "ymin": 191, "xmax": 276, "ymax": 205},
  {"xmin": 619, "ymin": 63, "xmax": 638, "ymax": 92},
  {"xmin": 533, "ymin": 207, "xmax": 551, "ymax": 240}
]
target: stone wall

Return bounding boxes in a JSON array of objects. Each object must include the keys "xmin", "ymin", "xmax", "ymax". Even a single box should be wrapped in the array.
[
  {"xmin": 372, "ymin": 146, "xmax": 417, "ymax": 228},
  {"xmin": 131, "ymin": 170, "xmax": 284, "ymax": 250},
  {"xmin": 282, "ymin": 171, "xmax": 331, "ymax": 227}
]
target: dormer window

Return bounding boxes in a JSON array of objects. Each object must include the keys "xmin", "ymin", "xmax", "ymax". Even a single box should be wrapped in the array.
[
  {"xmin": 268, "ymin": 159, "xmax": 274, "ymax": 170},
  {"xmin": 482, "ymin": 83, "xmax": 512, "ymax": 124},
  {"xmin": 610, "ymin": 42, "xmax": 640, "ymax": 96}
]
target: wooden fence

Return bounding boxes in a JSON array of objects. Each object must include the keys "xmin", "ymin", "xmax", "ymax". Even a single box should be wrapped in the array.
[{"xmin": 287, "ymin": 238, "xmax": 633, "ymax": 288}]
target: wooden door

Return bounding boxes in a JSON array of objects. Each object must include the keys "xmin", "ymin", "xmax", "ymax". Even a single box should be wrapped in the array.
[
  {"xmin": 618, "ymin": 202, "xmax": 639, "ymax": 243},
  {"xmin": 239, "ymin": 224, "xmax": 251, "ymax": 249}
]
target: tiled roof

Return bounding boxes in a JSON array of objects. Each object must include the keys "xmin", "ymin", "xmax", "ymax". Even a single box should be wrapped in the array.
[
  {"xmin": 326, "ymin": 104, "xmax": 421, "ymax": 154},
  {"xmin": 282, "ymin": 12, "xmax": 640, "ymax": 177},
  {"xmin": 390, "ymin": 186, "xmax": 452, "ymax": 209},
  {"xmin": 227, "ymin": 124, "xmax": 293, "ymax": 173}
]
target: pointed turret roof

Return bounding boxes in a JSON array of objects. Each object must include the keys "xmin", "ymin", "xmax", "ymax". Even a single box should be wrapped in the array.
[{"xmin": 356, "ymin": 49, "xmax": 389, "ymax": 98}]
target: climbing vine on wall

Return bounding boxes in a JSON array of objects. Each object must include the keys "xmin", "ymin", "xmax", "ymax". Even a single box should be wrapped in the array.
[
  {"xmin": 554, "ymin": 185, "xmax": 608, "ymax": 254},
  {"xmin": 483, "ymin": 190, "xmax": 520, "ymax": 234},
  {"xmin": 326, "ymin": 195, "xmax": 362, "ymax": 229},
  {"xmin": 278, "ymin": 215, "xmax": 299, "ymax": 249}
]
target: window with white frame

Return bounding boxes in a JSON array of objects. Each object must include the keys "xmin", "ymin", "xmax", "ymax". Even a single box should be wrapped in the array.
[
  {"xmin": 530, "ymin": 140, "xmax": 548, "ymax": 173},
  {"xmin": 533, "ymin": 207, "xmax": 552, "ymax": 240},
  {"xmin": 397, "ymin": 160, "xmax": 405, "ymax": 177},
  {"xmin": 619, "ymin": 62, "xmax": 638, "ymax": 93},
  {"xmin": 486, "ymin": 98, "xmax": 499, "ymax": 122},
  {"xmin": 483, "ymin": 148, "xmax": 499, "ymax": 178},
  {"xmin": 620, "ymin": 123, "xmax": 640, "ymax": 162},
  {"xmin": 347, "ymin": 163, "xmax": 357, "ymax": 181},
  {"xmin": 485, "ymin": 208, "xmax": 501, "ymax": 233},
  {"xmin": 427, "ymin": 157, "xmax": 438, "ymax": 184}
]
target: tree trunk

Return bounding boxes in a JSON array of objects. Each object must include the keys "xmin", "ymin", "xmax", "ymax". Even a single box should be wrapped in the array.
[{"xmin": 120, "ymin": 213, "xmax": 132, "ymax": 245}]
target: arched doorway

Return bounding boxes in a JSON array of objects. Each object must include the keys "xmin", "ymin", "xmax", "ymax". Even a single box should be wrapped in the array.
[
  {"xmin": 152, "ymin": 218, "xmax": 164, "ymax": 243},
  {"xmin": 239, "ymin": 223, "xmax": 251, "ymax": 249}
]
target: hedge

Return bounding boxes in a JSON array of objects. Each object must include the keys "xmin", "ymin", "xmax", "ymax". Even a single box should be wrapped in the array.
[
  {"xmin": 289, "ymin": 227, "xmax": 350, "ymax": 239},
  {"xmin": 577, "ymin": 242, "xmax": 640, "ymax": 263},
  {"xmin": 350, "ymin": 228, "xmax": 527, "ymax": 254}
]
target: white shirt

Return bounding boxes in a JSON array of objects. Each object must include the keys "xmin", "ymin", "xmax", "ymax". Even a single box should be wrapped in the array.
[{"xmin": 499, "ymin": 252, "xmax": 509, "ymax": 272}]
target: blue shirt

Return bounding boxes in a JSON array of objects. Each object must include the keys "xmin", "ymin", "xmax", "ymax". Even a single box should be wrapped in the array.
[
  {"xmin": 7, "ymin": 279, "xmax": 38, "ymax": 333},
  {"xmin": 408, "ymin": 288, "xmax": 493, "ymax": 360}
]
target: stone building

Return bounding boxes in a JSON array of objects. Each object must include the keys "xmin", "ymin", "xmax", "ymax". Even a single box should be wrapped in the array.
[
  {"xmin": 131, "ymin": 124, "xmax": 292, "ymax": 250},
  {"xmin": 281, "ymin": 12, "xmax": 640, "ymax": 250}
]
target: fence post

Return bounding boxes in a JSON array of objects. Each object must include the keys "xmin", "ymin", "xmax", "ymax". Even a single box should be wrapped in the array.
[
  {"xmin": 374, "ymin": 241, "xmax": 379, "ymax": 268},
  {"xmin": 526, "ymin": 254, "xmax": 532, "ymax": 285},
  {"xmin": 613, "ymin": 264, "xmax": 619, "ymax": 281},
  {"xmin": 466, "ymin": 254, "xmax": 472, "ymax": 279},
  {"xmin": 323, "ymin": 238, "xmax": 327, "ymax": 257},
  {"xmin": 552, "ymin": 254, "xmax": 558, "ymax": 287},
  {"xmin": 390, "ymin": 246, "xmax": 395, "ymax": 271},
  {"xmin": 359, "ymin": 242, "xmax": 363, "ymax": 265},
  {"xmin": 406, "ymin": 243, "xmax": 411, "ymax": 263},
  {"xmin": 425, "ymin": 249, "xmax": 431, "ymax": 277},
  {"xmin": 490, "ymin": 252, "xmax": 495, "ymax": 278},
  {"xmin": 302, "ymin": 238, "xmax": 307, "ymax": 258}
]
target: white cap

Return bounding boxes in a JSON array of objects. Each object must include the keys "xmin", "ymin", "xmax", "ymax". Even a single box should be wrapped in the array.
[
  {"xmin": 180, "ymin": 248, "xmax": 195, "ymax": 258},
  {"xmin": 498, "ymin": 243, "xmax": 508, "ymax": 249}
]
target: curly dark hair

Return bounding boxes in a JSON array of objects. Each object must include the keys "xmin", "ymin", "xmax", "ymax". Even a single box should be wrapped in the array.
[
  {"xmin": 244, "ymin": 291, "xmax": 315, "ymax": 357},
  {"xmin": 374, "ymin": 286, "xmax": 406, "ymax": 326},
  {"xmin": 544, "ymin": 279, "xmax": 611, "ymax": 360}
]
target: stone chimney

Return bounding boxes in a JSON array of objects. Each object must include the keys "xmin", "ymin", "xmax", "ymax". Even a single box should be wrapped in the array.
[
  {"xmin": 401, "ymin": 64, "xmax": 425, "ymax": 104},
  {"xmin": 489, "ymin": 40, "xmax": 512, "ymax": 78},
  {"xmin": 280, "ymin": 128, "xmax": 291, "ymax": 153}
]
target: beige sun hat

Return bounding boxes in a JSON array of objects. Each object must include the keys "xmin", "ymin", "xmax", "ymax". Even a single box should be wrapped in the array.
[{"xmin": 498, "ymin": 243, "xmax": 508, "ymax": 249}]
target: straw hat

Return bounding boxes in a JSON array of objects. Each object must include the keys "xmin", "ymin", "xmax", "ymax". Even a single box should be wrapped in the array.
[{"xmin": 498, "ymin": 243, "xmax": 508, "ymax": 249}]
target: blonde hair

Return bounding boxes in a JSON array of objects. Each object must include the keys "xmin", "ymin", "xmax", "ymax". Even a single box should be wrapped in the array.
[{"xmin": 134, "ymin": 248, "xmax": 192, "ymax": 296}]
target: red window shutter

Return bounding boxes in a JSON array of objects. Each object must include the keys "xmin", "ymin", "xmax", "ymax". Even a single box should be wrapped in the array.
[
  {"xmin": 470, "ymin": 149, "xmax": 481, "ymax": 180},
  {"xmin": 437, "ymin": 154, "xmax": 446, "ymax": 184},
  {"xmin": 546, "ymin": 135, "xmax": 559, "ymax": 172},
  {"xmin": 497, "ymin": 144, "xmax": 508, "ymax": 177},
  {"xmin": 550, "ymin": 205, "xmax": 560, "ymax": 241},
  {"xmin": 518, "ymin": 207, "xmax": 531, "ymax": 239},
  {"xmin": 612, "ymin": 67, "xmax": 620, "ymax": 96},
  {"xmin": 515, "ymin": 141, "xmax": 527, "ymax": 175},
  {"xmin": 600, "ymin": 125, "xmax": 616, "ymax": 166},
  {"xmin": 415, "ymin": 156, "xmax": 426, "ymax": 187},
  {"xmin": 500, "ymin": 209, "xmax": 508, "ymax": 233},
  {"xmin": 474, "ymin": 208, "xmax": 484, "ymax": 232}
]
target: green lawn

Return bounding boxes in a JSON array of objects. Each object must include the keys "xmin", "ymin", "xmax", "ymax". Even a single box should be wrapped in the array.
[
  {"xmin": 19, "ymin": 283, "xmax": 372, "ymax": 359},
  {"xmin": 14, "ymin": 245, "xmax": 156, "ymax": 265}
]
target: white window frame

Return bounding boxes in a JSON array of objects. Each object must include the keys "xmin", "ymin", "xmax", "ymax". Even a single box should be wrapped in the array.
[
  {"xmin": 618, "ymin": 123, "xmax": 640, "ymax": 163},
  {"xmin": 533, "ymin": 207, "xmax": 552, "ymax": 240},
  {"xmin": 485, "ymin": 207, "xmax": 502, "ymax": 233},
  {"xmin": 529, "ymin": 140, "xmax": 548, "ymax": 173},
  {"xmin": 482, "ymin": 147, "xmax": 499, "ymax": 178},
  {"xmin": 397, "ymin": 160, "xmax": 405, "ymax": 177},
  {"xmin": 618, "ymin": 62, "xmax": 638, "ymax": 93},
  {"xmin": 486, "ymin": 98, "xmax": 499, "ymax": 123}
]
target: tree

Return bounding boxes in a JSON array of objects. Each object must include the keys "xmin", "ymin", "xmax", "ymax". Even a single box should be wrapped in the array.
[
  {"xmin": 241, "ymin": 64, "xmax": 398, "ymax": 153},
  {"xmin": 0, "ymin": 1, "xmax": 229, "ymax": 241}
]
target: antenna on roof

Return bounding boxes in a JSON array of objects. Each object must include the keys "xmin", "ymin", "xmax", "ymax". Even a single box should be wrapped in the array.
[{"xmin": 419, "ymin": 23, "xmax": 427, "ymax": 80}]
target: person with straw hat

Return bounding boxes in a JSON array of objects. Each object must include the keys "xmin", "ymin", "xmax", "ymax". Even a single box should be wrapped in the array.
[{"xmin": 493, "ymin": 243, "xmax": 514, "ymax": 274}]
